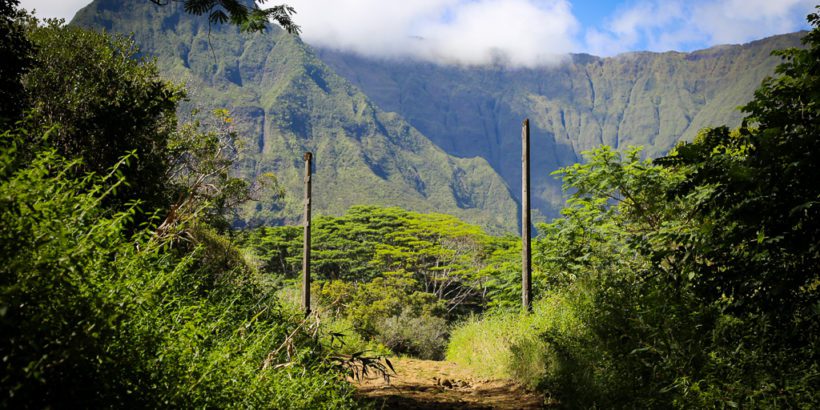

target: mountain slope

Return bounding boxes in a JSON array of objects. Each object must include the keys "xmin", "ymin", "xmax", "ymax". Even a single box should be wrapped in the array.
[
  {"xmin": 316, "ymin": 33, "xmax": 804, "ymax": 219},
  {"xmin": 71, "ymin": 0, "xmax": 519, "ymax": 233}
]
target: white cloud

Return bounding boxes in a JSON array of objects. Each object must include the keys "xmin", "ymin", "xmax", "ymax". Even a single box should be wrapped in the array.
[
  {"xmin": 585, "ymin": 0, "xmax": 815, "ymax": 56},
  {"xmin": 691, "ymin": 0, "xmax": 812, "ymax": 44},
  {"xmin": 19, "ymin": 0, "xmax": 89, "ymax": 21},
  {"xmin": 287, "ymin": 0, "xmax": 579, "ymax": 67},
  {"xmin": 16, "ymin": 0, "xmax": 816, "ymax": 64}
]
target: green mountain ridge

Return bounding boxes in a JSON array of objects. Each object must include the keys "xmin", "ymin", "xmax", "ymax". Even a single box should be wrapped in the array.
[
  {"xmin": 315, "ymin": 32, "xmax": 805, "ymax": 218},
  {"xmin": 72, "ymin": 0, "xmax": 804, "ymax": 227},
  {"xmin": 71, "ymin": 0, "xmax": 519, "ymax": 233}
]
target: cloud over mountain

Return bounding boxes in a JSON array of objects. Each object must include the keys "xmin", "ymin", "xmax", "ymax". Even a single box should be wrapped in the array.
[
  {"xmin": 287, "ymin": 0, "xmax": 579, "ymax": 67},
  {"xmin": 18, "ymin": 0, "xmax": 817, "ymax": 66},
  {"xmin": 585, "ymin": 0, "xmax": 815, "ymax": 56}
]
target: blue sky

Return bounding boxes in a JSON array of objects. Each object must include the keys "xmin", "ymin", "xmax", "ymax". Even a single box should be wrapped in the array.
[
  {"xmin": 573, "ymin": 1, "xmax": 622, "ymax": 30},
  {"xmin": 20, "ymin": 0, "xmax": 816, "ymax": 66}
]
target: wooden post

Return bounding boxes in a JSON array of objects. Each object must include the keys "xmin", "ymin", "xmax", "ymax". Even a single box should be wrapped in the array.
[
  {"xmin": 302, "ymin": 152, "xmax": 313, "ymax": 315},
  {"xmin": 522, "ymin": 119, "xmax": 532, "ymax": 312}
]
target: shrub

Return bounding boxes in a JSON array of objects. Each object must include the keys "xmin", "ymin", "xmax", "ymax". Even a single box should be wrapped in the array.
[
  {"xmin": 323, "ymin": 316, "xmax": 393, "ymax": 357},
  {"xmin": 377, "ymin": 309, "xmax": 449, "ymax": 360},
  {"xmin": 317, "ymin": 274, "xmax": 445, "ymax": 340},
  {"xmin": 23, "ymin": 20, "xmax": 184, "ymax": 212},
  {"xmin": 311, "ymin": 275, "xmax": 451, "ymax": 359},
  {"xmin": 0, "ymin": 131, "xmax": 356, "ymax": 408}
]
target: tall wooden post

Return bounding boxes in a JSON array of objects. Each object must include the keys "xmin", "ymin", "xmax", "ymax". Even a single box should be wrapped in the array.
[
  {"xmin": 302, "ymin": 152, "xmax": 313, "ymax": 315},
  {"xmin": 522, "ymin": 119, "xmax": 532, "ymax": 312}
]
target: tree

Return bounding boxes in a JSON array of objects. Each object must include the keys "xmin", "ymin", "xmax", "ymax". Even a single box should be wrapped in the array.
[
  {"xmin": 524, "ymin": 10, "xmax": 820, "ymax": 404},
  {"xmin": 662, "ymin": 8, "xmax": 820, "ymax": 322},
  {"xmin": 148, "ymin": 0, "xmax": 300, "ymax": 33},
  {"xmin": 23, "ymin": 21, "xmax": 184, "ymax": 212},
  {"xmin": 373, "ymin": 212, "xmax": 490, "ymax": 315},
  {"xmin": 535, "ymin": 146, "xmax": 704, "ymax": 407},
  {"xmin": 0, "ymin": 0, "xmax": 34, "ymax": 124},
  {"xmin": 159, "ymin": 109, "xmax": 280, "ymax": 237}
]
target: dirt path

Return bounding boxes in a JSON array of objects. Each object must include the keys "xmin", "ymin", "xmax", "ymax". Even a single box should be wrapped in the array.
[{"xmin": 353, "ymin": 358, "xmax": 553, "ymax": 409}]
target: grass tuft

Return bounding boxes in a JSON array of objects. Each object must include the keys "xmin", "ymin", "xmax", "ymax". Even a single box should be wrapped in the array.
[{"xmin": 445, "ymin": 292, "xmax": 583, "ymax": 387}]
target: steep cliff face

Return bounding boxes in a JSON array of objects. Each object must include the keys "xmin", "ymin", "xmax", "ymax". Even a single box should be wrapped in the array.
[
  {"xmin": 316, "ymin": 32, "xmax": 804, "ymax": 218},
  {"xmin": 71, "ymin": 0, "xmax": 520, "ymax": 233},
  {"xmin": 71, "ymin": 0, "xmax": 803, "ymax": 226}
]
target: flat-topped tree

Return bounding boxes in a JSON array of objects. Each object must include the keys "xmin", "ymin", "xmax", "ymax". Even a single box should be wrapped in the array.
[{"xmin": 148, "ymin": 0, "xmax": 299, "ymax": 33}]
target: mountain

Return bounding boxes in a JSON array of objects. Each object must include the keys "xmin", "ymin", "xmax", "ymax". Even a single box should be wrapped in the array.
[
  {"xmin": 71, "ymin": 0, "xmax": 520, "ymax": 234},
  {"xmin": 315, "ymin": 33, "xmax": 805, "ymax": 218},
  {"xmin": 71, "ymin": 0, "xmax": 804, "ymax": 229}
]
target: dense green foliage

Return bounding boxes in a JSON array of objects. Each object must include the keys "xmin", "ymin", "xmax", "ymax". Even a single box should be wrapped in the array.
[
  {"xmin": 238, "ymin": 206, "xmax": 518, "ymax": 359},
  {"xmin": 447, "ymin": 11, "xmax": 820, "ymax": 407},
  {"xmin": 23, "ymin": 19, "xmax": 184, "ymax": 212},
  {"xmin": 451, "ymin": 144, "xmax": 819, "ymax": 407},
  {"xmin": 148, "ymin": 0, "xmax": 299, "ymax": 33},
  {"xmin": 1, "ymin": 7, "xmax": 357, "ymax": 407},
  {"xmin": 0, "ymin": 0, "xmax": 33, "ymax": 124},
  {"xmin": 0, "ymin": 130, "xmax": 355, "ymax": 408}
]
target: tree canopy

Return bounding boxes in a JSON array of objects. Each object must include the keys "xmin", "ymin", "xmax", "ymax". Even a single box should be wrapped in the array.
[
  {"xmin": 0, "ymin": 0, "xmax": 33, "ymax": 123},
  {"xmin": 659, "ymin": 8, "xmax": 820, "ymax": 321},
  {"xmin": 23, "ymin": 21, "xmax": 184, "ymax": 212},
  {"xmin": 148, "ymin": 0, "xmax": 300, "ymax": 33}
]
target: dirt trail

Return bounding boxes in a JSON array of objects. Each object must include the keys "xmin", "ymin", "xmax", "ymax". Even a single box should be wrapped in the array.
[{"xmin": 353, "ymin": 358, "xmax": 553, "ymax": 409}]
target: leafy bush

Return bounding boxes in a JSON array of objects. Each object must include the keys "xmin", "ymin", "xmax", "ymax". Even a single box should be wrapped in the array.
[
  {"xmin": 508, "ymin": 140, "xmax": 818, "ymax": 407},
  {"xmin": 322, "ymin": 315, "xmax": 393, "ymax": 357},
  {"xmin": 272, "ymin": 280, "xmax": 393, "ymax": 357},
  {"xmin": 23, "ymin": 20, "xmax": 184, "ymax": 212},
  {"xmin": 316, "ymin": 274, "xmax": 449, "ymax": 358},
  {"xmin": 0, "ymin": 130, "xmax": 356, "ymax": 408},
  {"xmin": 517, "ymin": 141, "xmax": 819, "ymax": 407},
  {"xmin": 377, "ymin": 309, "xmax": 449, "ymax": 360}
]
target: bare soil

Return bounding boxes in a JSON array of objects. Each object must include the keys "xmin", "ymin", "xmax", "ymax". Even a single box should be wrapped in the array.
[{"xmin": 353, "ymin": 358, "xmax": 555, "ymax": 409}]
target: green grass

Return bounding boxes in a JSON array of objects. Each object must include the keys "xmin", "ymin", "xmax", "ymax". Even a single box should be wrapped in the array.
[
  {"xmin": 445, "ymin": 292, "xmax": 583, "ymax": 387},
  {"xmin": 276, "ymin": 281, "xmax": 393, "ymax": 357}
]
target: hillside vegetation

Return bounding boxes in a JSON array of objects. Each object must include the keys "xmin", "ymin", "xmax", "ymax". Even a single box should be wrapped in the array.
[
  {"xmin": 318, "ymin": 32, "xmax": 804, "ymax": 219},
  {"xmin": 71, "ymin": 0, "xmax": 803, "ymax": 231},
  {"xmin": 71, "ymin": 0, "xmax": 519, "ymax": 234}
]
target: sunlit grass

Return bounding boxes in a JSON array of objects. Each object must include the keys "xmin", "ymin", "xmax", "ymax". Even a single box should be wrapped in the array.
[{"xmin": 445, "ymin": 292, "xmax": 583, "ymax": 387}]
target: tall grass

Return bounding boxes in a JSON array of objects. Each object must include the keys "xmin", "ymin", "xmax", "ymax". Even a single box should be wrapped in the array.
[
  {"xmin": 445, "ymin": 292, "xmax": 583, "ymax": 387},
  {"xmin": 0, "ymin": 136, "xmax": 357, "ymax": 408}
]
